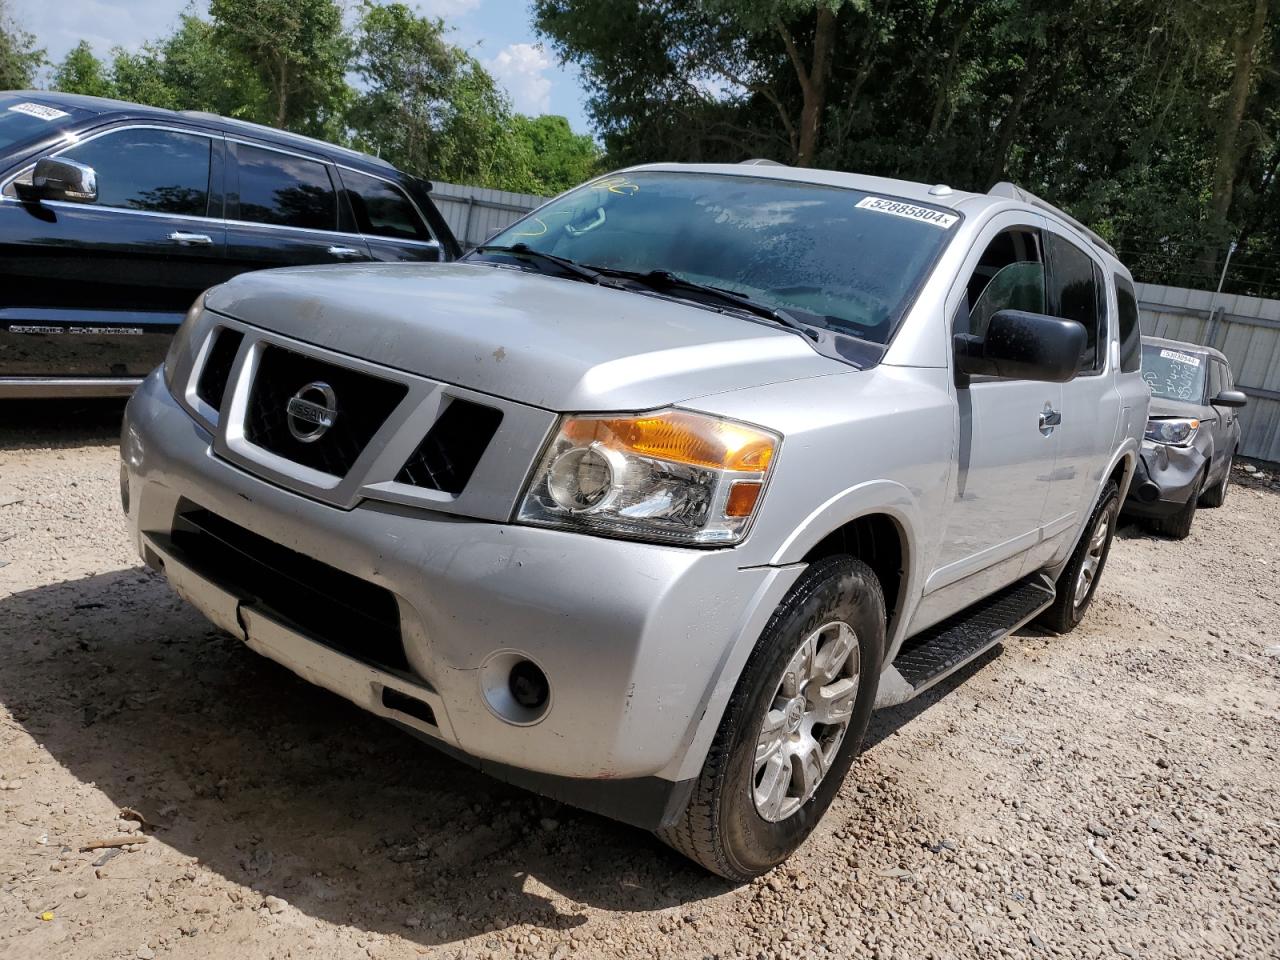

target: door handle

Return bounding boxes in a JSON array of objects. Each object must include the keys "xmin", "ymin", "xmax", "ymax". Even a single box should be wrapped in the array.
[
  {"xmin": 168, "ymin": 231, "xmax": 213, "ymax": 246},
  {"xmin": 327, "ymin": 245, "xmax": 364, "ymax": 259},
  {"xmin": 1039, "ymin": 408, "xmax": 1062, "ymax": 435}
]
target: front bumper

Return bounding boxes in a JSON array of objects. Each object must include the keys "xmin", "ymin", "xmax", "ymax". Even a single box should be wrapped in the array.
[
  {"xmin": 1121, "ymin": 440, "xmax": 1205, "ymax": 519},
  {"xmin": 121, "ymin": 371, "xmax": 798, "ymax": 828}
]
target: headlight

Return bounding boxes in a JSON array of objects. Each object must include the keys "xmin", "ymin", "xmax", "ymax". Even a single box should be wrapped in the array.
[
  {"xmin": 163, "ymin": 287, "xmax": 216, "ymax": 393},
  {"xmin": 1145, "ymin": 417, "xmax": 1198, "ymax": 446},
  {"xmin": 518, "ymin": 409, "xmax": 779, "ymax": 545}
]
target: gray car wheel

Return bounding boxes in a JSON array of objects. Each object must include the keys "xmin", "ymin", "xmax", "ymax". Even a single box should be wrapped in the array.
[{"xmin": 657, "ymin": 555, "xmax": 885, "ymax": 881}]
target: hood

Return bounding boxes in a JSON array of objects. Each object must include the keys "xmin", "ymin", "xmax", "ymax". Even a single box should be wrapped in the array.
[
  {"xmin": 205, "ymin": 262, "xmax": 847, "ymax": 411},
  {"xmin": 1147, "ymin": 395, "xmax": 1207, "ymax": 419}
]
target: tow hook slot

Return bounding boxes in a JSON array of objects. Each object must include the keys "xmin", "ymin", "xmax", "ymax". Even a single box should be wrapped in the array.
[{"xmin": 381, "ymin": 686, "xmax": 438, "ymax": 727}]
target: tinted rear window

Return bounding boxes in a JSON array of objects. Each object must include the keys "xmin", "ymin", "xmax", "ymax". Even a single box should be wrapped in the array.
[
  {"xmin": 235, "ymin": 144, "xmax": 336, "ymax": 231},
  {"xmin": 341, "ymin": 169, "xmax": 430, "ymax": 241},
  {"xmin": 0, "ymin": 97, "xmax": 88, "ymax": 154}
]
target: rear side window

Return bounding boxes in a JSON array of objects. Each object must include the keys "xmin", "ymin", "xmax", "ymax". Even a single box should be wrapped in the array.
[
  {"xmin": 235, "ymin": 144, "xmax": 335, "ymax": 231},
  {"xmin": 1045, "ymin": 233, "xmax": 1101, "ymax": 373},
  {"xmin": 1114, "ymin": 274, "xmax": 1142, "ymax": 373},
  {"xmin": 59, "ymin": 128, "xmax": 212, "ymax": 216},
  {"xmin": 341, "ymin": 169, "xmax": 430, "ymax": 241}
]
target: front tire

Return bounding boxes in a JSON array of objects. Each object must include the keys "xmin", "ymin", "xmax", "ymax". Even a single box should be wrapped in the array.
[
  {"xmin": 1150, "ymin": 476, "xmax": 1201, "ymax": 540},
  {"xmin": 1037, "ymin": 480, "xmax": 1119, "ymax": 634},
  {"xmin": 1199, "ymin": 454, "xmax": 1232, "ymax": 508},
  {"xmin": 658, "ymin": 556, "xmax": 885, "ymax": 881}
]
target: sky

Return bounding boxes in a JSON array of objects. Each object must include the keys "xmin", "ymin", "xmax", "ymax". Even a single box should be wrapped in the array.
[{"xmin": 9, "ymin": 0, "xmax": 593, "ymax": 133}]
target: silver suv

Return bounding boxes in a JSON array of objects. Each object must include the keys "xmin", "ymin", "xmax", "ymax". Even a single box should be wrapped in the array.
[{"xmin": 121, "ymin": 164, "xmax": 1149, "ymax": 879}]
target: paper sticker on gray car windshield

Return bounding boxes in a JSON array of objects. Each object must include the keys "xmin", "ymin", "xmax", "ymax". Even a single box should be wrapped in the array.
[
  {"xmin": 855, "ymin": 196, "xmax": 958, "ymax": 229},
  {"xmin": 7, "ymin": 102, "xmax": 70, "ymax": 121},
  {"xmin": 1159, "ymin": 348, "xmax": 1201, "ymax": 367}
]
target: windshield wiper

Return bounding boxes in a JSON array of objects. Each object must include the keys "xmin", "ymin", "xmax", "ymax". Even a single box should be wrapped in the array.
[
  {"xmin": 598, "ymin": 268, "xmax": 819, "ymax": 341},
  {"xmin": 470, "ymin": 243, "xmax": 603, "ymax": 284}
]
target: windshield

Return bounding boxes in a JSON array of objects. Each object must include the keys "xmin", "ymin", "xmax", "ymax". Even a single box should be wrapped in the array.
[
  {"xmin": 1141, "ymin": 342, "xmax": 1207, "ymax": 403},
  {"xmin": 0, "ymin": 96, "xmax": 86, "ymax": 154},
  {"xmin": 479, "ymin": 171, "xmax": 959, "ymax": 344}
]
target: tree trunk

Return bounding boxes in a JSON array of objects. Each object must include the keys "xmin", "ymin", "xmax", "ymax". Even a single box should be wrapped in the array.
[
  {"xmin": 927, "ymin": 4, "xmax": 976, "ymax": 140},
  {"xmin": 986, "ymin": 47, "xmax": 1041, "ymax": 185},
  {"xmin": 778, "ymin": 6, "xmax": 838, "ymax": 167},
  {"xmin": 274, "ymin": 59, "xmax": 289, "ymax": 129},
  {"xmin": 1201, "ymin": 0, "xmax": 1269, "ymax": 277}
]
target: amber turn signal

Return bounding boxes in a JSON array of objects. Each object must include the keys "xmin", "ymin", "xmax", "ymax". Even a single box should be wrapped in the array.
[
  {"xmin": 725, "ymin": 480, "xmax": 763, "ymax": 517},
  {"xmin": 562, "ymin": 410, "xmax": 775, "ymax": 471}
]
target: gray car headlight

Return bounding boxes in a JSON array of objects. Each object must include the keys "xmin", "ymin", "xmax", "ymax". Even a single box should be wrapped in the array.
[
  {"xmin": 1145, "ymin": 417, "xmax": 1199, "ymax": 447},
  {"xmin": 518, "ymin": 409, "xmax": 780, "ymax": 546}
]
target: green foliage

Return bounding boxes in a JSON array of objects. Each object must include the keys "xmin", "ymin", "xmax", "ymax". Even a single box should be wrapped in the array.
[
  {"xmin": 535, "ymin": 0, "xmax": 1280, "ymax": 294},
  {"xmin": 53, "ymin": 42, "xmax": 114, "ymax": 99},
  {"xmin": 509, "ymin": 114, "xmax": 602, "ymax": 193},
  {"xmin": 0, "ymin": 0, "xmax": 44, "ymax": 89},
  {"xmin": 209, "ymin": 0, "xmax": 350, "ymax": 136}
]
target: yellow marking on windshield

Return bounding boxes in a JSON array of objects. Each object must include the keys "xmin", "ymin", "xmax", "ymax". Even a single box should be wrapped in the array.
[{"xmin": 591, "ymin": 175, "xmax": 640, "ymax": 195}]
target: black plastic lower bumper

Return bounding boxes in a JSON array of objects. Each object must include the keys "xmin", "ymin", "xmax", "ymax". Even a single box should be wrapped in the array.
[{"xmin": 1121, "ymin": 443, "xmax": 1206, "ymax": 519}]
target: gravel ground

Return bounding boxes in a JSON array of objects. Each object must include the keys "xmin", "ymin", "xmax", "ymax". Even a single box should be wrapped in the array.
[{"xmin": 1, "ymin": 399, "xmax": 1278, "ymax": 960}]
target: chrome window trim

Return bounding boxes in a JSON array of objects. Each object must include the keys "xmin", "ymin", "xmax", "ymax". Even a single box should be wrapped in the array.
[
  {"xmin": 335, "ymin": 163, "xmax": 439, "ymax": 246},
  {"xmin": 222, "ymin": 218, "xmax": 370, "ymax": 242},
  {"xmin": 0, "ymin": 122, "xmax": 222, "ymax": 215}
]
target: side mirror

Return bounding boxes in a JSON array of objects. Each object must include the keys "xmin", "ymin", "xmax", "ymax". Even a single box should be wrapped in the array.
[
  {"xmin": 954, "ymin": 310, "xmax": 1086, "ymax": 383},
  {"xmin": 26, "ymin": 157, "xmax": 98, "ymax": 203},
  {"xmin": 1211, "ymin": 389, "xmax": 1247, "ymax": 408}
]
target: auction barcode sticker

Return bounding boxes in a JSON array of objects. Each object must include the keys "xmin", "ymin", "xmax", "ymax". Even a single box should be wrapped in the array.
[
  {"xmin": 856, "ymin": 196, "xmax": 958, "ymax": 229},
  {"xmin": 8, "ymin": 102, "xmax": 70, "ymax": 121},
  {"xmin": 1159, "ymin": 348, "xmax": 1201, "ymax": 366}
]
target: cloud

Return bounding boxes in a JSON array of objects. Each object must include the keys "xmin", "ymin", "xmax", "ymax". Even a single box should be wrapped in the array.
[{"xmin": 487, "ymin": 42, "xmax": 553, "ymax": 116}]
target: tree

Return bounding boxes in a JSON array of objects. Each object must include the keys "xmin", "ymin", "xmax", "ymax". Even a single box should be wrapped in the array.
[
  {"xmin": 510, "ymin": 114, "xmax": 601, "ymax": 193},
  {"xmin": 348, "ymin": 1, "xmax": 536, "ymax": 188},
  {"xmin": 52, "ymin": 41, "xmax": 116, "ymax": 98},
  {"xmin": 209, "ymin": 0, "xmax": 349, "ymax": 135},
  {"xmin": 0, "ymin": 0, "xmax": 44, "ymax": 89}
]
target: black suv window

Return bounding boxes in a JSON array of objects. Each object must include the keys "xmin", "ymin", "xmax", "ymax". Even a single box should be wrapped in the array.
[
  {"xmin": 1045, "ymin": 232, "xmax": 1101, "ymax": 373},
  {"xmin": 341, "ymin": 169, "xmax": 430, "ymax": 241},
  {"xmin": 58, "ymin": 128, "xmax": 212, "ymax": 217},
  {"xmin": 1114, "ymin": 274, "xmax": 1142, "ymax": 373},
  {"xmin": 959, "ymin": 227, "xmax": 1045, "ymax": 339},
  {"xmin": 235, "ymin": 144, "xmax": 335, "ymax": 231}
]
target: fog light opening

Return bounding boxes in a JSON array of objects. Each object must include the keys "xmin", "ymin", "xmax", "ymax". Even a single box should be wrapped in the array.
[
  {"xmin": 479, "ymin": 650, "xmax": 552, "ymax": 725},
  {"xmin": 508, "ymin": 659, "xmax": 549, "ymax": 710}
]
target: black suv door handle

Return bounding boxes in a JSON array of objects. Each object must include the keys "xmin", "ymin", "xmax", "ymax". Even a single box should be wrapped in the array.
[
  {"xmin": 327, "ymin": 245, "xmax": 364, "ymax": 259},
  {"xmin": 168, "ymin": 231, "xmax": 213, "ymax": 246}
]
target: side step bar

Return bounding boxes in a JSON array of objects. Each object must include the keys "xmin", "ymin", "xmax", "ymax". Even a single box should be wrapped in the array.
[{"xmin": 880, "ymin": 574, "xmax": 1055, "ymax": 705}]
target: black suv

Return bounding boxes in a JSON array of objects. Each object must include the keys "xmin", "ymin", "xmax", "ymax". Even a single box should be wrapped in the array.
[{"xmin": 0, "ymin": 91, "xmax": 460, "ymax": 397}]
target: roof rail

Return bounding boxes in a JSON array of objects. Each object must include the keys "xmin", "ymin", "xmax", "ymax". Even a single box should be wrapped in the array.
[
  {"xmin": 988, "ymin": 182, "xmax": 1116, "ymax": 258},
  {"xmin": 740, "ymin": 158, "xmax": 786, "ymax": 166}
]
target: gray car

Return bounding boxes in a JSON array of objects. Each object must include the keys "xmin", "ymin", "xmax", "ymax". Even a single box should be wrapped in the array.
[
  {"xmin": 120, "ymin": 164, "xmax": 1148, "ymax": 878},
  {"xmin": 1123, "ymin": 336, "xmax": 1247, "ymax": 538}
]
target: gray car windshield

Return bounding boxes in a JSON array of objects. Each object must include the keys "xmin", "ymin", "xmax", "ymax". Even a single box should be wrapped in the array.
[
  {"xmin": 482, "ymin": 172, "xmax": 959, "ymax": 344},
  {"xmin": 0, "ymin": 97, "xmax": 84, "ymax": 154},
  {"xmin": 1141, "ymin": 343, "xmax": 1207, "ymax": 403}
]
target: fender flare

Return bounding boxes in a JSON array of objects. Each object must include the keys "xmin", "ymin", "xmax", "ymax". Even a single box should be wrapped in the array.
[{"xmin": 663, "ymin": 479, "xmax": 925, "ymax": 783}]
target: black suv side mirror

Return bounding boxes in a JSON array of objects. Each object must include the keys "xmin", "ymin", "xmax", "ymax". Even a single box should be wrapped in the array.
[
  {"xmin": 954, "ymin": 310, "xmax": 1086, "ymax": 384},
  {"xmin": 1211, "ymin": 389, "xmax": 1247, "ymax": 408},
  {"xmin": 20, "ymin": 157, "xmax": 98, "ymax": 204}
]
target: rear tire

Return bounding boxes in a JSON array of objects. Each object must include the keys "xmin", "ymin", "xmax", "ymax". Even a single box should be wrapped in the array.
[
  {"xmin": 658, "ymin": 556, "xmax": 885, "ymax": 881},
  {"xmin": 1037, "ymin": 480, "xmax": 1119, "ymax": 634},
  {"xmin": 1199, "ymin": 455, "xmax": 1231, "ymax": 508}
]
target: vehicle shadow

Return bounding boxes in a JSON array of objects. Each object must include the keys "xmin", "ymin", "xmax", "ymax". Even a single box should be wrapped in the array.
[
  {"xmin": 0, "ymin": 566, "xmax": 982, "ymax": 946},
  {"xmin": 0, "ymin": 567, "xmax": 733, "ymax": 947},
  {"xmin": 0, "ymin": 398, "xmax": 128, "ymax": 452}
]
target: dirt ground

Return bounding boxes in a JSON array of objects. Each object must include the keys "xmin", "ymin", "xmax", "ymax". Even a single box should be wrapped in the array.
[{"xmin": 1, "ymin": 399, "xmax": 1277, "ymax": 960}]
